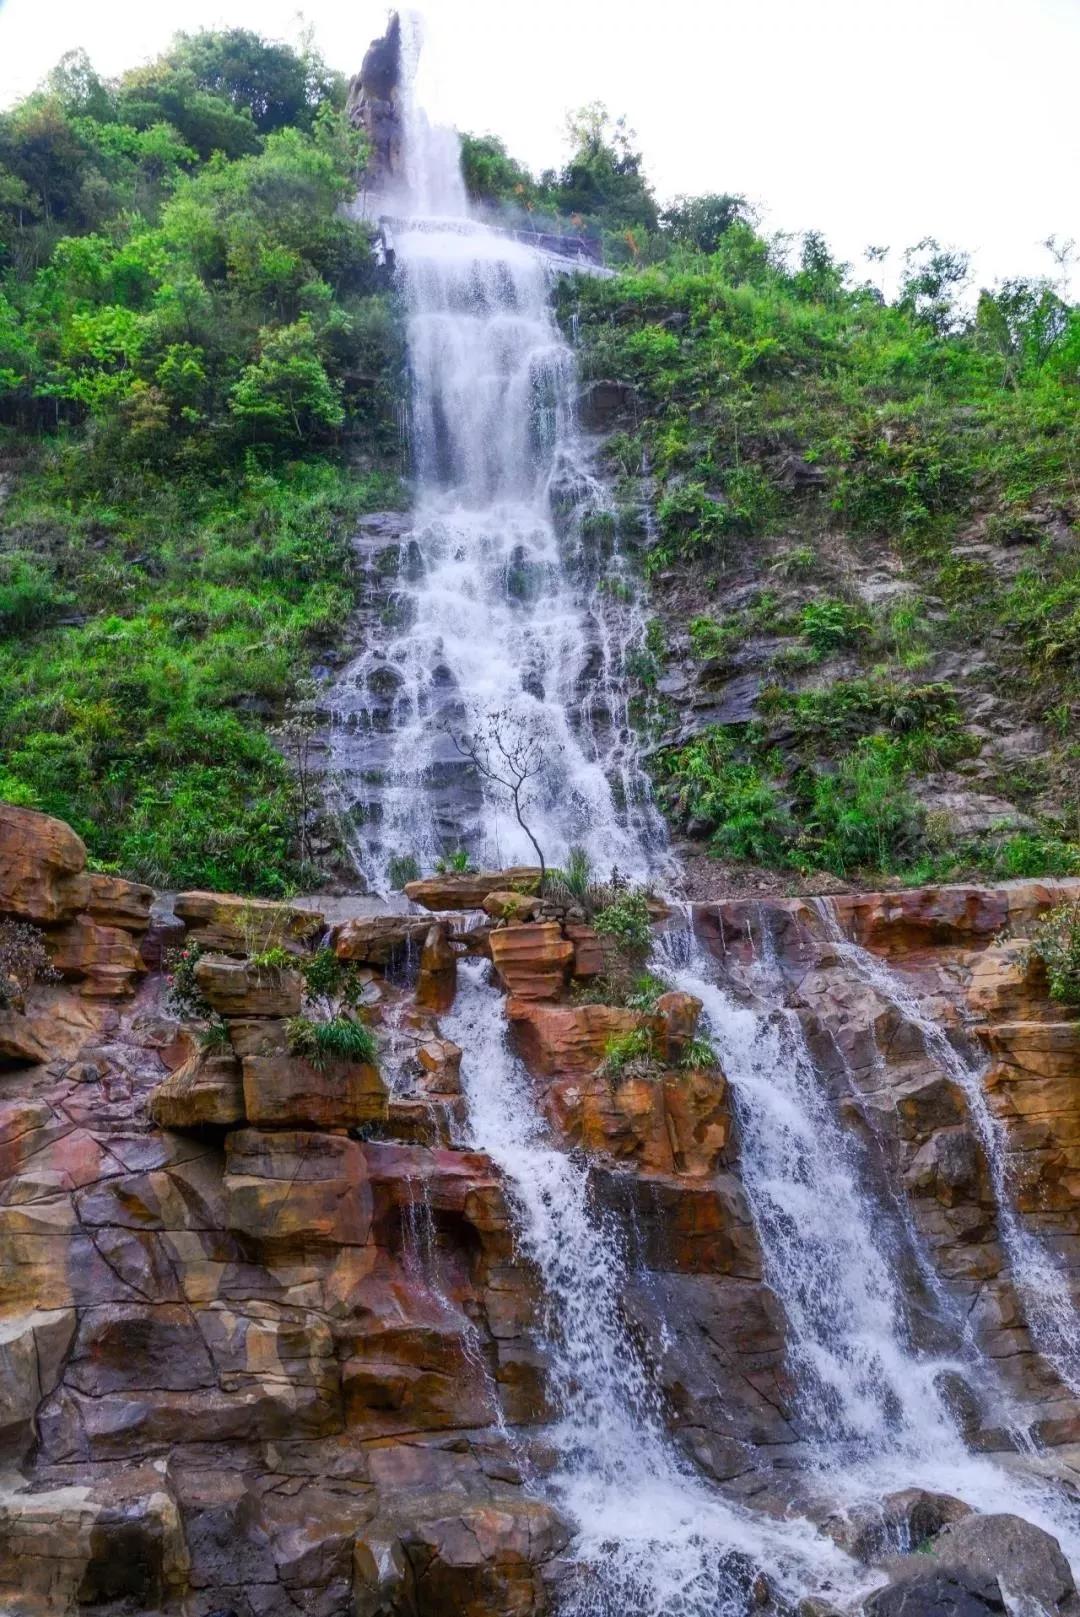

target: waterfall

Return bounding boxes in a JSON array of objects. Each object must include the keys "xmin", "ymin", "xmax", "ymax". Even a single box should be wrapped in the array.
[
  {"xmin": 662, "ymin": 923, "xmax": 1080, "ymax": 1563},
  {"xmin": 815, "ymin": 907, "xmax": 1080, "ymax": 1398},
  {"xmin": 334, "ymin": 19, "xmax": 1080, "ymax": 1605},
  {"xmin": 443, "ymin": 959, "xmax": 860, "ymax": 1615},
  {"xmin": 329, "ymin": 22, "xmax": 661, "ymax": 892}
]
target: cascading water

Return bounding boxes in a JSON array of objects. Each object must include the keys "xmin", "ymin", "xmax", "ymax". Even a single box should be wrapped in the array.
[
  {"xmin": 663, "ymin": 921, "xmax": 1080, "ymax": 1562},
  {"xmin": 329, "ymin": 21, "xmax": 661, "ymax": 893},
  {"xmin": 814, "ymin": 904, "xmax": 1080, "ymax": 1398},
  {"xmin": 443, "ymin": 959, "xmax": 861, "ymax": 1615},
  {"xmin": 333, "ymin": 17, "xmax": 1080, "ymax": 1607}
]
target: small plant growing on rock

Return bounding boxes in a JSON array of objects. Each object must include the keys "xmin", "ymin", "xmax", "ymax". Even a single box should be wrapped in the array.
[
  {"xmin": 594, "ymin": 890, "xmax": 653, "ymax": 960},
  {"xmin": 601, "ymin": 1026, "xmax": 659, "ymax": 1079},
  {"xmin": 0, "ymin": 919, "xmax": 60, "ymax": 1009},
  {"xmin": 435, "ymin": 848, "xmax": 474, "ymax": 875},
  {"xmin": 287, "ymin": 1014, "xmax": 378, "ymax": 1070},
  {"xmin": 680, "ymin": 1036, "xmax": 719, "ymax": 1072},
  {"xmin": 388, "ymin": 853, "xmax": 420, "ymax": 889},
  {"xmin": 248, "ymin": 945, "xmax": 294, "ymax": 975},
  {"xmin": 625, "ymin": 972, "xmax": 669, "ymax": 1012},
  {"xmin": 164, "ymin": 942, "xmax": 214, "ymax": 1021},
  {"xmin": 1028, "ymin": 902, "xmax": 1080, "ymax": 1006}
]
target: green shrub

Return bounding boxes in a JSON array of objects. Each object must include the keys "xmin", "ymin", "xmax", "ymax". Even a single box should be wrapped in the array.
[
  {"xmin": 680, "ymin": 1036, "xmax": 719, "ymax": 1071},
  {"xmin": 0, "ymin": 919, "xmax": 60, "ymax": 1008},
  {"xmin": 164, "ymin": 941, "xmax": 213, "ymax": 1021},
  {"xmin": 1028, "ymin": 902, "xmax": 1080, "ymax": 1006},
  {"xmin": 799, "ymin": 599, "xmax": 869, "ymax": 655},
  {"xmin": 600, "ymin": 1026, "xmax": 657, "ymax": 1077},
  {"xmin": 286, "ymin": 1014, "xmax": 378, "ymax": 1069},
  {"xmin": 594, "ymin": 891, "xmax": 653, "ymax": 959},
  {"xmin": 387, "ymin": 853, "xmax": 420, "ymax": 888},
  {"xmin": 435, "ymin": 849, "xmax": 474, "ymax": 875}
]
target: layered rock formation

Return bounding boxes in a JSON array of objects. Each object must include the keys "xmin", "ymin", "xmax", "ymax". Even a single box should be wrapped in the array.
[{"xmin": 2, "ymin": 804, "xmax": 1080, "ymax": 1613}]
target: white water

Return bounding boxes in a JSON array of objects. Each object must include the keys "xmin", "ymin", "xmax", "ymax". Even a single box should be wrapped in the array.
[
  {"xmin": 663, "ymin": 925, "xmax": 1080, "ymax": 1566},
  {"xmin": 816, "ymin": 909, "xmax": 1080, "ymax": 1398},
  {"xmin": 329, "ymin": 20, "xmax": 660, "ymax": 892},
  {"xmin": 444, "ymin": 960, "xmax": 861, "ymax": 1614},
  {"xmin": 334, "ymin": 21, "xmax": 1080, "ymax": 1608}
]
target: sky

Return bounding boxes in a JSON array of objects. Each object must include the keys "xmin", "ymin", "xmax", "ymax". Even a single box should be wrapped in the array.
[{"xmin": 1, "ymin": 0, "xmax": 1078, "ymax": 293}]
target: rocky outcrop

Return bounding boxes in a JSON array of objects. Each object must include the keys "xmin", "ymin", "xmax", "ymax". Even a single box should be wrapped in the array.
[
  {"xmin": 405, "ymin": 867, "xmax": 541, "ymax": 912},
  {"xmin": 173, "ymin": 890, "xmax": 323, "ymax": 955},
  {"xmin": 0, "ymin": 803, "xmax": 89, "ymax": 923}
]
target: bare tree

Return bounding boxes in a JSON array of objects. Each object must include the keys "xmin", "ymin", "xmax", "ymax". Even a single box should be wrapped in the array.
[{"xmin": 449, "ymin": 709, "xmax": 553, "ymax": 882}]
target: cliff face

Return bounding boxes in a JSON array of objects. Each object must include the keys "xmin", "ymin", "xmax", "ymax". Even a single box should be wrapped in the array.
[{"xmin": 2, "ymin": 803, "xmax": 1080, "ymax": 1615}]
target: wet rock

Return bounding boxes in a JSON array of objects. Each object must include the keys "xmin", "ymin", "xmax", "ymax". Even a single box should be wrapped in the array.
[
  {"xmin": 332, "ymin": 913, "xmax": 431, "ymax": 965},
  {"xmin": 193, "ymin": 952, "xmax": 303, "ymax": 1018},
  {"xmin": 932, "ymin": 1511, "xmax": 1076, "ymax": 1613},
  {"xmin": 0, "ymin": 803, "xmax": 89, "ymax": 923},
  {"xmin": 823, "ymin": 1489, "xmax": 971, "ymax": 1563},
  {"xmin": 416, "ymin": 922, "xmax": 457, "ymax": 1012},
  {"xmin": 0, "ymin": 1309, "xmax": 76, "ymax": 1457},
  {"xmin": 865, "ymin": 1570, "xmax": 999, "ymax": 1617},
  {"xmin": 829, "ymin": 887, "xmax": 1009, "ymax": 957},
  {"xmin": 224, "ymin": 1129, "xmax": 374, "ymax": 1248},
  {"xmin": 148, "ymin": 1049, "xmax": 245, "ymax": 1131},
  {"xmin": 655, "ymin": 989, "xmax": 702, "ymax": 1060},
  {"xmin": 404, "ymin": 867, "xmax": 541, "ymax": 911},
  {"xmin": 489, "ymin": 923, "xmax": 575, "ymax": 1001},
  {"xmin": 174, "ymin": 890, "xmax": 323, "ymax": 955},
  {"xmin": 577, "ymin": 378, "xmax": 639, "ymax": 429}
]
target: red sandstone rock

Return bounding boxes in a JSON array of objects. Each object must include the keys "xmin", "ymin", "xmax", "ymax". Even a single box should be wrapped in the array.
[
  {"xmin": 45, "ymin": 914, "xmax": 146, "ymax": 997},
  {"xmin": 507, "ymin": 998, "xmax": 652, "ymax": 1077},
  {"xmin": 84, "ymin": 873, "xmax": 154, "ymax": 931},
  {"xmin": 489, "ymin": 923, "xmax": 574, "ymax": 1000},
  {"xmin": 148, "ymin": 1049, "xmax": 245, "ymax": 1130},
  {"xmin": 224, "ymin": 1129, "xmax": 373, "ymax": 1247},
  {"xmin": 565, "ymin": 922, "xmax": 605, "ymax": 978},
  {"xmin": 332, "ymin": 913, "xmax": 431, "ymax": 964},
  {"xmin": 404, "ymin": 867, "xmax": 541, "ymax": 911},
  {"xmin": 0, "ymin": 803, "xmax": 89, "ymax": 924},
  {"xmin": 482, "ymin": 889, "xmax": 541, "ymax": 921},
  {"xmin": 416, "ymin": 921, "xmax": 457, "ymax": 1011},
  {"xmin": 193, "ymin": 951, "xmax": 303, "ymax": 1018},
  {"xmin": 174, "ymin": 891, "xmax": 322, "ymax": 955},
  {"xmin": 227, "ymin": 1017, "xmax": 387, "ymax": 1128}
]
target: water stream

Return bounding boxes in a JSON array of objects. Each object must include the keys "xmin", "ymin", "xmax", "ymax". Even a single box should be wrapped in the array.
[{"xmin": 331, "ymin": 21, "xmax": 1080, "ymax": 1609}]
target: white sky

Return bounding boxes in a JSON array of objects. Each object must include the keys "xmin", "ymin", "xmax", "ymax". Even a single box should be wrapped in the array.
[{"xmin": 1, "ymin": 0, "xmax": 1078, "ymax": 292}]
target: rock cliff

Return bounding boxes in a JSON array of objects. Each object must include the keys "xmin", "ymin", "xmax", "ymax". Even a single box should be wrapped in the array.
[{"xmin": 2, "ymin": 803, "xmax": 1080, "ymax": 1613}]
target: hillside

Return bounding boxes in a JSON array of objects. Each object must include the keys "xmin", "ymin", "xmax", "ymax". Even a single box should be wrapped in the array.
[{"xmin": 1, "ymin": 31, "xmax": 1078, "ymax": 896}]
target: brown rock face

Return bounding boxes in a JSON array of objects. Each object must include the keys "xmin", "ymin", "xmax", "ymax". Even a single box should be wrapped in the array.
[
  {"xmin": 416, "ymin": 922, "xmax": 457, "ymax": 1012},
  {"xmin": 333, "ymin": 913, "xmax": 431, "ymax": 965},
  {"xmin": 174, "ymin": 891, "xmax": 322, "ymax": 955},
  {"xmin": 489, "ymin": 924, "xmax": 574, "ymax": 1001},
  {"xmin": 84, "ymin": 873, "xmax": 154, "ymax": 930},
  {"xmin": 228, "ymin": 1018, "xmax": 388, "ymax": 1128},
  {"xmin": 45, "ymin": 914, "xmax": 146, "ymax": 997},
  {"xmin": 0, "ymin": 803, "xmax": 89, "ymax": 923},
  {"xmin": 404, "ymin": 868, "xmax": 541, "ymax": 911},
  {"xmin": 193, "ymin": 952, "xmax": 303, "ymax": 1018},
  {"xmin": 507, "ymin": 999, "xmax": 651, "ymax": 1076},
  {"xmin": 148, "ymin": 1049, "xmax": 245, "ymax": 1130}
]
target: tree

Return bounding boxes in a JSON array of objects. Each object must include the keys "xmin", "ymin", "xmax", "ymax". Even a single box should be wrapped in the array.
[
  {"xmin": 449, "ymin": 710, "xmax": 554, "ymax": 881},
  {"xmin": 660, "ymin": 193, "xmax": 752, "ymax": 253},
  {"xmin": 898, "ymin": 237, "xmax": 971, "ymax": 336},
  {"xmin": 167, "ymin": 29, "xmax": 337, "ymax": 135},
  {"xmin": 975, "ymin": 278, "xmax": 1069, "ymax": 386},
  {"xmin": 229, "ymin": 317, "xmax": 344, "ymax": 442},
  {"xmin": 556, "ymin": 102, "xmax": 657, "ymax": 233}
]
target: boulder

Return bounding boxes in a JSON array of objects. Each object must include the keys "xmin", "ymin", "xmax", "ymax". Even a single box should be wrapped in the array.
[
  {"xmin": 482, "ymin": 890, "xmax": 541, "ymax": 922},
  {"xmin": 933, "ymin": 1511, "xmax": 1075, "ymax": 1613},
  {"xmin": 193, "ymin": 952, "xmax": 303, "ymax": 1018},
  {"xmin": 148, "ymin": 1049, "xmax": 245, "ymax": 1130},
  {"xmin": 822, "ymin": 1489, "xmax": 972, "ymax": 1562},
  {"xmin": 508, "ymin": 999, "xmax": 653, "ymax": 1077},
  {"xmin": 174, "ymin": 890, "xmax": 322, "ymax": 955},
  {"xmin": 404, "ymin": 867, "xmax": 541, "ymax": 911},
  {"xmin": 416, "ymin": 1037, "xmax": 462, "ymax": 1094},
  {"xmin": 45, "ymin": 914, "xmax": 146, "ymax": 997},
  {"xmin": 565, "ymin": 923, "xmax": 605, "ymax": 979},
  {"xmin": 0, "ymin": 1309, "xmax": 76, "ymax": 1457},
  {"xmin": 655, "ymin": 990, "xmax": 702, "ymax": 1060},
  {"xmin": 0, "ymin": 804, "xmax": 88, "ymax": 923},
  {"xmin": 224, "ymin": 1129, "xmax": 373, "ymax": 1247},
  {"xmin": 332, "ymin": 913, "xmax": 430, "ymax": 964},
  {"xmin": 416, "ymin": 922, "xmax": 457, "ymax": 1012},
  {"xmin": 84, "ymin": 873, "xmax": 153, "ymax": 931},
  {"xmin": 866, "ymin": 1570, "xmax": 998, "ymax": 1617},
  {"xmin": 489, "ymin": 923, "xmax": 574, "ymax": 1000},
  {"xmin": 228, "ymin": 1017, "xmax": 387, "ymax": 1129}
]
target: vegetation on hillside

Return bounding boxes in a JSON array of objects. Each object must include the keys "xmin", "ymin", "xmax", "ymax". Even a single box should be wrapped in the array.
[
  {"xmin": 0, "ymin": 32, "xmax": 404, "ymax": 892},
  {"xmin": 557, "ymin": 217, "xmax": 1080, "ymax": 884}
]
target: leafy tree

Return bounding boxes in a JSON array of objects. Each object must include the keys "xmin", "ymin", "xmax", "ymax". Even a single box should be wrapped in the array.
[
  {"xmin": 556, "ymin": 102, "xmax": 658, "ymax": 234},
  {"xmin": 899, "ymin": 236, "xmax": 971, "ymax": 335},
  {"xmin": 229, "ymin": 317, "xmax": 343, "ymax": 440},
  {"xmin": 660, "ymin": 193, "xmax": 752, "ymax": 253}
]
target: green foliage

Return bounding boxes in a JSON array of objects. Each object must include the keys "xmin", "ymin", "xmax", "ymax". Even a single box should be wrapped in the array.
[
  {"xmin": 387, "ymin": 853, "xmax": 420, "ymax": 889},
  {"xmin": 624, "ymin": 972, "xmax": 669, "ymax": 1012},
  {"xmin": 799, "ymin": 600, "xmax": 869, "ymax": 655},
  {"xmin": 164, "ymin": 941, "xmax": 213, "ymax": 1021},
  {"xmin": 593, "ymin": 890, "xmax": 653, "ymax": 959},
  {"xmin": 248, "ymin": 944, "xmax": 293, "ymax": 972},
  {"xmin": 1028, "ymin": 903, "xmax": 1080, "ymax": 1007},
  {"xmin": 286, "ymin": 1013, "xmax": 378, "ymax": 1069},
  {"xmin": 600, "ymin": 1026, "xmax": 657, "ymax": 1077},
  {"xmin": 548, "ymin": 844, "xmax": 593, "ymax": 904},
  {"xmin": 656, "ymin": 729, "xmax": 788, "ymax": 864},
  {"xmin": 680, "ymin": 1036, "xmax": 719, "ymax": 1071},
  {"xmin": 435, "ymin": 849, "xmax": 474, "ymax": 874}
]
